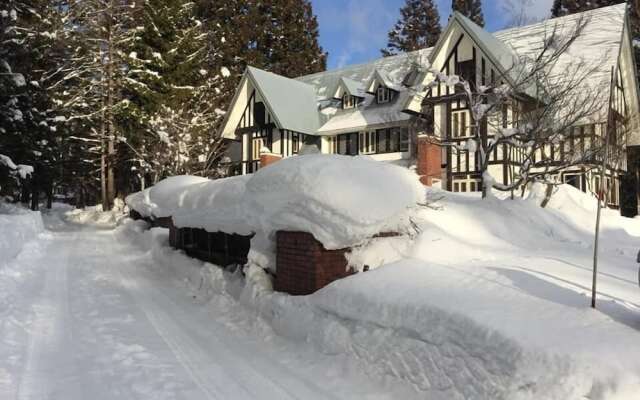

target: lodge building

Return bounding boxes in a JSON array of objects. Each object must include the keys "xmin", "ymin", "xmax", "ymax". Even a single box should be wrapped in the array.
[{"xmin": 220, "ymin": 4, "xmax": 640, "ymax": 216}]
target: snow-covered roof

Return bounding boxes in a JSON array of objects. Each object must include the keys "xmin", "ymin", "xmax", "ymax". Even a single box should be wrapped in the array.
[
  {"xmin": 246, "ymin": 67, "xmax": 320, "ymax": 136},
  {"xmin": 317, "ymin": 91, "xmax": 412, "ymax": 135},
  {"xmin": 225, "ymin": 4, "xmax": 628, "ymax": 137},
  {"xmin": 494, "ymin": 4, "xmax": 626, "ymax": 99}
]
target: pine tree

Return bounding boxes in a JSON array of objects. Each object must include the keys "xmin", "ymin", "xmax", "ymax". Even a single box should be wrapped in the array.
[
  {"xmin": 452, "ymin": 0, "xmax": 484, "ymax": 27},
  {"xmin": 381, "ymin": 0, "xmax": 441, "ymax": 57},
  {"xmin": 0, "ymin": 1, "xmax": 67, "ymax": 208},
  {"xmin": 551, "ymin": 0, "xmax": 624, "ymax": 17}
]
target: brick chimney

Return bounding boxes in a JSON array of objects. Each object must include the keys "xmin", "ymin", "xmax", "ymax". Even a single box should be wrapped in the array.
[
  {"xmin": 416, "ymin": 134, "xmax": 441, "ymax": 186},
  {"xmin": 259, "ymin": 148, "xmax": 282, "ymax": 169}
]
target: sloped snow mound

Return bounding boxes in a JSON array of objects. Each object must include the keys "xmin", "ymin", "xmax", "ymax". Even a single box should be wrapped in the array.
[{"xmin": 0, "ymin": 202, "xmax": 44, "ymax": 266}]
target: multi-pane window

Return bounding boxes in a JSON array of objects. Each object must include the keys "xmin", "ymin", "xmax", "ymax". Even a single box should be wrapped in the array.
[
  {"xmin": 451, "ymin": 110, "xmax": 471, "ymax": 138},
  {"xmin": 377, "ymin": 86, "xmax": 390, "ymax": 103},
  {"xmin": 342, "ymin": 93, "xmax": 355, "ymax": 109},
  {"xmin": 376, "ymin": 127, "xmax": 409, "ymax": 153},
  {"xmin": 337, "ymin": 133, "xmax": 358, "ymax": 155},
  {"xmin": 453, "ymin": 179, "xmax": 481, "ymax": 193},
  {"xmin": 359, "ymin": 131, "xmax": 376, "ymax": 154}
]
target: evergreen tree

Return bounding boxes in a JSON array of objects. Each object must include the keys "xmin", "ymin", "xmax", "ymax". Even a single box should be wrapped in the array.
[
  {"xmin": 381, "ymin": 0, "xmax": 441, "ymax": 57},
  {"xmin": 452, "ymin": 0, "xmax": 484, "ymax": 27},
  {"xmin": 61, "ymin": 0, "xmax": 141, "ymax": 209},
  {"xmin": 0, "ymin": 1, "xmax": 67, "ymax": 208},
  {"xmin": 551, "ymin": 0, "xmax": 625, "ymax": 17}
]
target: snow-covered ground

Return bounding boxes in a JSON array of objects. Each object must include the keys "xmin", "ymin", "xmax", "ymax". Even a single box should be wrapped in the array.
[
  {"xmin": 1, "ymin": 182, "xmax": 639, "ymax": 399},
  {"xmin": 0, "ymin": 206, "xmax": 417, "ymax": 399}
]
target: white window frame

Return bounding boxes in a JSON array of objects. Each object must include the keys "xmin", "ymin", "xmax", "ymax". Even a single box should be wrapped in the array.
[
  {"xmin": 451, "ymin": 110, "xmax": 472, "ymax": 138},
  {"xmin": 359, "ymin": 131, "xmax": 376, "ymax": 154},
  {"xmin": 377, "ymin": 86, "xmax": 389, "ymax": 104},
  {"xmin": 342, "ymin": 93, "xmax": 355, "ymax": 109}
]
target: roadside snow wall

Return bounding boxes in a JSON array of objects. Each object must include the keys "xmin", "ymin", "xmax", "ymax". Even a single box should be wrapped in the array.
[{"xmin": 0, "ymin": 202, "xmax": 44, "ymax": 266}]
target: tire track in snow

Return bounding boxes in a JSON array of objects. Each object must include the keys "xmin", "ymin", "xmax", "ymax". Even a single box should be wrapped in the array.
[
  {"xmin": 112, "ymin": 245, "xmax": 337, "ymax": 400},
  {"xmin": 17, "ymin": 232, "xmax": 84, "ymax": 400}
]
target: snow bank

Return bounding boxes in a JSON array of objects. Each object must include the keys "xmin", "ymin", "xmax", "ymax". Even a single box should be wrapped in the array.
[
  {"xmin": 126, "ymin": 155, "xmax": 425, "ymax": 270},
  {"xmin": 0, "ymin": 202, "xmax": 44, "ymax": 266},
  {"xmin": 125, "ymin": 175, "xmax": 209, "ymax": 219},
  {"xmin": 117, "ymin": 184, "xmax": 640, "ymax": 400}
]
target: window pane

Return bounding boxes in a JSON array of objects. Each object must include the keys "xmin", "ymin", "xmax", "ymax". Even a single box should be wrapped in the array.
[
  {"xmin": 377, "ymin": 129, "xmax": 388, "ymax": 153},
  {"xmin": 348, "ymin": 133, "xmax": 358, "ymax": 155},
  {"xmin": 461, "ymin": 182, "xmax": 467, "ymax": 192},
  {"xmin": 400, "ymin": 128, "xmax": 409, "ymax": 152},
  {"xmin": 453, "ymin": 113, "xmax": 459, "ymax": 138},
  {"xmin": 390, "ymin": 128, "xmax": 400, "ymax": 152}
]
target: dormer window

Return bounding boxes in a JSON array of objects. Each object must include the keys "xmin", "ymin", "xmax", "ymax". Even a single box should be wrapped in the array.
[
  {"xmin": 377, "ymin": 86, "xmax": 390, "ymax": 104},
  {"xmin": 342, "ymin": 93, "xmax": 356, "ymax": 109}
]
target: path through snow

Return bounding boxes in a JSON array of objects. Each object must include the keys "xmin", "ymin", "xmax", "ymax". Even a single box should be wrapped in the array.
[{"xmin": 0, "ymin": 213, "xmax": 414, "ymax": 400}]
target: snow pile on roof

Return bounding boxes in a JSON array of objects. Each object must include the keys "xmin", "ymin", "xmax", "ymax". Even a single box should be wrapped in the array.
[
  {"xmin": 127, "ymin": 155, "xmax": 425, "ymax": 266},
  {"xmin": 0, "ymin": 202, "xmax": 44, "ymax": 267}
]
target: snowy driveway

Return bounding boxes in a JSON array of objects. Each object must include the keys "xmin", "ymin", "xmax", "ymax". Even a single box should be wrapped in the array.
[{"xmin": 0, "ymin": 216, "xmax": 409, "ymax": 400}]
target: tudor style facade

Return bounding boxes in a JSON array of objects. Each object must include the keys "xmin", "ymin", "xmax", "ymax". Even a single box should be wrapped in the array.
[{"xmin": 220, "ymin": 4, "xmax": 640, "ymax": 216}]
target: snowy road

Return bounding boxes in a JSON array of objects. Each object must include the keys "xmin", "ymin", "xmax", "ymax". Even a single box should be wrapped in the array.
[{"xmin": 0, "ymin": 216, "xmax": 409, "ymax": 400}]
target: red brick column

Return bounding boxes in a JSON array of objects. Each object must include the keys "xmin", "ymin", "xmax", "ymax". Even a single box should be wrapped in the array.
[
  {"xmin": 275, "ymin": 231, "xmax": 354, "ymax": 295},
  {"xmin": 416, "ymin": 135, "xmax": 441, "ymax": 186},
  {"xmin": 260, "ymin": 152, "xmax": 282, "ymax": 169}
]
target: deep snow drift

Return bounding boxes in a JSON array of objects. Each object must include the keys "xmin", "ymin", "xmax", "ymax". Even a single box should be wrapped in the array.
[
  {"xmin": 0, "ymin": 202, "xmax": 44, "ymax": 267},
  {"xmin": 126, "ymin": 154, "xmax": 425, "ymax": 271},
  {"xmin": 121, "ymin": 183, "xmax": 640, "ymax": 400}
]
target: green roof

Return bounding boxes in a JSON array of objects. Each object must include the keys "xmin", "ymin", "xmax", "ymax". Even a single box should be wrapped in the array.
[{"xmin": 247, "ymin": 66, "xmax": 320, "ymax": 135}]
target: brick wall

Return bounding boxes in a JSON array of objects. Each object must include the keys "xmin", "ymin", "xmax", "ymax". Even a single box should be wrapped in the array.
[
  {"xmin": 259, "ymin": 152, "xmax": 282, "ymax": 169},
  {"xmin": 275, "ymin": 231, "xmax": 354, "ymax": 295},
  {"xmin": 416, "ymin": 135, "xmax": 442, "ymax": 186}
]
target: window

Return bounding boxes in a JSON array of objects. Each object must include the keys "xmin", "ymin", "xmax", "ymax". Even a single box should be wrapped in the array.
[
  {"xmin": 377, "ymin": 86, "xmax": 390, "ymax": 103},
  {"xmin": 451, "ymin": 110, "xmax": 471, "ymax": 138},
  {"xmin": 400, "ymin": 128, "xmax": 409, "ymax": 152},
  {"xmin": 252, "ymin": 137, "xmax": 263, "ymax": 160},
  {"xmin": 389, "ymin": 128, "xmax": 401, "ymax": 152},
  {"xmin": 376, "ymin": 129, "xmax": 388, "ymax": 153},
  {"xmin": 359, "ymin": 131, "xmax": 376, "ymax": 154},
  {"xmin": 452, "ymin": 179, "xmax": 481, "ymax": 193},
  {"xmin": 375, "ymin": 127, "xmax": 407, "ymax": 153},
  {"xmin": 457, "ymin": 60, "xmax": 475, "ymax": 86},
  {"xmin": 292, "ymin": 133, "xmax": 299, "ymax": 154},
  {"xmin": 563, "ymin": 173, "xmax": 583, "ymax": 191},
  {"xmin": 337, "ymin": 133, "xmax": 358, "ymax": 155},
  {"xmin": 342, "ymin": 93, "xmax": 355, "ymax": 109}
]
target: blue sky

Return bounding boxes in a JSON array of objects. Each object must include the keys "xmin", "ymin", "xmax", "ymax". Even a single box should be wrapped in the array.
[{"xmin": 310, "ymin": 0, "xmax": 554, "ymax": 69}]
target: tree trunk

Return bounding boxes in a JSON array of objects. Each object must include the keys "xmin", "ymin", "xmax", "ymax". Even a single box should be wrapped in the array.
[
  {"xmin": 105, "ymin": 9, "xmax": 116, "ymax": 212},
  {"xmin": 21, "ymin": 182, "xmax": 30, "ymax": 205},
  {"xmin": 540, "ymin": 183, "xmax": 554, "ymax": 208},
  {"xmin": 46, "ymin": 183, "xmax": 53, "ymax": 209},
  {"xmin": 30, "ymin": 186, "xmax": 39, "ymax": 211}
]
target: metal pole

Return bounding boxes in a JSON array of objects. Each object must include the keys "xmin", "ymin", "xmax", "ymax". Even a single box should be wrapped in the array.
[{"xmin": 592, "ymin": 67, "xmax": 614, "ymax": 308}]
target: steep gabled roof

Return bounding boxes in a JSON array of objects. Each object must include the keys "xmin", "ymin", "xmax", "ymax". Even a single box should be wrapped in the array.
[
  {"xmin": 334, "ymin": 77, "xmax": 366, "ymax": 98},
  {"xmin": 365, "ymin": 69, "xmax": 404, "ymax": 93},
  {"xmin": 247, "ymin": 67, "xmax": 320, "ymax": 135},
  {"xmin": 220, "ymin": 67, "xmax": 320, "ymax": 138}
]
